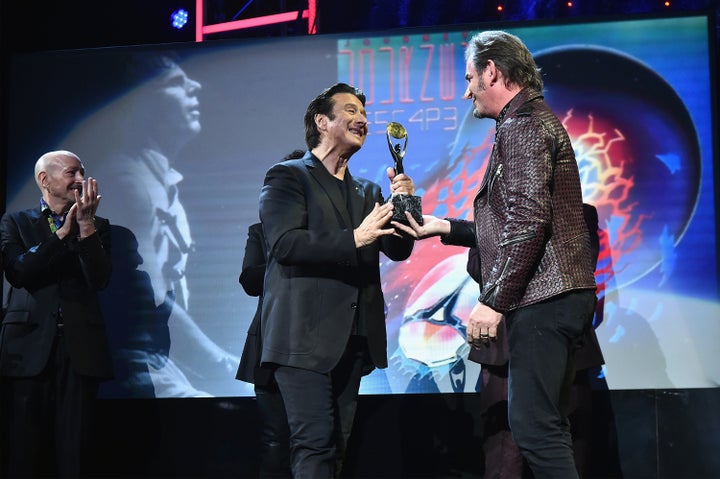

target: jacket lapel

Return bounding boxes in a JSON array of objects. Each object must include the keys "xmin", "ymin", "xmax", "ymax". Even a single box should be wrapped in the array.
[
  {"xmin": 305, "ymin": 153, "xmax": 354, "ymax": 228},
  {"xmin": 13, "ymin": 207, "xmax": 51, "ymax": 247}
]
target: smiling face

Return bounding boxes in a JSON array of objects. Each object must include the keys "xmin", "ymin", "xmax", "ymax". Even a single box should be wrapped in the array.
[
  {"xmin": 319, "ymin": 92, "xmax": 368, "ymax": 155},
  {"xmin": 37, "ymin": 151, "xmax": 85, "ymax": 212}
]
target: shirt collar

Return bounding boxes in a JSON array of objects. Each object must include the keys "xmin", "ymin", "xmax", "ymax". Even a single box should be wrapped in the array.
[
  {"xmin": 141, "ymin": 148, "xmax": 184, "ymax": 187},
  {"xmin": 40, "ymin": 198, "xmax": 67, "ymax": 232},
  {"xmin": 40, "ymin": 198, "xmax": 67, "ymax": 217}
]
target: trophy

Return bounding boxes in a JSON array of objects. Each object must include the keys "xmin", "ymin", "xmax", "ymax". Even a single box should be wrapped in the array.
[{"xmin": 386, "ymin": 122, "xmax": 423, "ymax": 225}]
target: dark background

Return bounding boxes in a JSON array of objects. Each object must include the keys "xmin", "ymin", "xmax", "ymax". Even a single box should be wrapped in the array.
[{"xmin": 2, "ymin": 0, "xmax": 720, "ymax": 477}]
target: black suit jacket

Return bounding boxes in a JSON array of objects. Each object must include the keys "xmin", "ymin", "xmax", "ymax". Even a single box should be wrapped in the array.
[
  {"xmin": 0, "ymin": 207, "xmax": 113, "ymax": 378},
  {"xmin": 259, "ymin": 152, "xmax": 414, "ymax": 374},
  {"xmin": 235, "ymin": 222, "xmax": 272, "ymax": 385}
]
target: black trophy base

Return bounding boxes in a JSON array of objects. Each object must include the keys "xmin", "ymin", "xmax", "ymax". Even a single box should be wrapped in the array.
[{"xmin": 389, "ymin": 194, "xmax": 423, "ymax": 225}]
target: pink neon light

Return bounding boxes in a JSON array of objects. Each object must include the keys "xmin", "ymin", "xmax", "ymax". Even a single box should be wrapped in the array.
[
  {"xmin": 195, "ymin": 0, "xmax": 203, "ymax": 42},
  {"xmin": 195, "ymin": 0, "xmax": 317, "ymax": 41},
  {"xmin": 203, "ymin": 10, "xmax": 308, "ymax": 35},
  {"xmin": 307, "ymin": 0, "xmax": 317, "ymax": 34}
]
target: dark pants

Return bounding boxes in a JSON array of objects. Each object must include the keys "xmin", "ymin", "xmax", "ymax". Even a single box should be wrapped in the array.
[
  {"xmin": 481, "ymin": 399, "xmax": 530, "ymax": 479},
  {"xmin": 274, "ymin": 336, "xmax": 367, "ymax": 479},
  {"xmin": 506, "ymin": 290, "xmax": 595, "ymax": 479},
  {"xmin": 1, "ymin": 333, "xmax": 100, "ymax": 478},
  {"xmin": 255, "ymin": 382, "xmax": 291, "ymax": 478}
]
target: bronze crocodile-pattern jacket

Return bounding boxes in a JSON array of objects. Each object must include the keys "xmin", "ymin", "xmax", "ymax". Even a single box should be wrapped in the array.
[{"xmin": 444, "ymin": 88, "xmax": 596, "ymax": 313}]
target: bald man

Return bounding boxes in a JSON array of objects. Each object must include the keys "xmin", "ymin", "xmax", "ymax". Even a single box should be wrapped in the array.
[{"xmin": 0, "ymin": 150, "xmax": 113, "ymax": 477}]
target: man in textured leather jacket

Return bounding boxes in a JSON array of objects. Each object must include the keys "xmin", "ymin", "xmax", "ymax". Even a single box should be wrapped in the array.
[{"xmin": 393, "ymin": 31, "xmax": 597, "ymax": 478}]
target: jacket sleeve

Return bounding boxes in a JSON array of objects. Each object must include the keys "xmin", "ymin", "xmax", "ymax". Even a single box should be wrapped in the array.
[
  {"xmin": 440, "ymin": 218, "xmax": 477, "ymax": 248},
  {"xmin": 0, "ymin": 212, "xmax": 111, "ymax": 292},
  {"xmin": 75, "ymin": 216, "xmax": 112, "ymax": 290},
  {"xmin": 239, "ymin": 223, "xmax": 266, "ymax": 297},
  {"xmin": 379, "ymin": 231, "xmax": 414, "ymax": 262},
  {"xmin": 259, "ymin": 162, "xmax": 358, "ymax": 267},
  {"xmin": 1, "ymin": 212, "xmax": 70, "ymax": 290},
  {"xmin": 466, "ymin": 246, "xmax": 481, "ymax": 284}
]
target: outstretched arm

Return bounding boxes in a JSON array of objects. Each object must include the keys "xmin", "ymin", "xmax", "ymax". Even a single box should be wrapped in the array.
[{"xmin": 391, "ymin": 211, "xmax": 451, "ymax": 239}]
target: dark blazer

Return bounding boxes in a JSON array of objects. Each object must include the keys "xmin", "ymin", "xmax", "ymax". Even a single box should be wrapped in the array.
[
  {"xmin": 0, "ymin": 207, "xmax": 113, "ymax": 378},
  {"xmin": 235, "ymin": 222, "xmax": 274, "ymax": 386},
  {"xmin": 259, "ymin": 152, "xmax": 414, "ymax": 374}
]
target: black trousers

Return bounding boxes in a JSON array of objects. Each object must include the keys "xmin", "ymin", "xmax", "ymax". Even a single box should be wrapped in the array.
[
  {"xmin": 255, "ymin": 382, "xmax": 292, "ymax": 478},
  {"xmin": 507, "ymin": 290, "xmax": 596, "ymax": 479},
  {"xmin": 273, "ymin": 336, "xmax": 368, "ymax": 479},
  {"xmin": 1, "ymin": 332, "xmax": 100, "ymax": 478}
]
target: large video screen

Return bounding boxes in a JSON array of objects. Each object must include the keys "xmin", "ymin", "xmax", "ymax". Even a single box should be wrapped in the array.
[{"xmin": 3, "ymin": 14, "xmax": 717, "ymax": 398}]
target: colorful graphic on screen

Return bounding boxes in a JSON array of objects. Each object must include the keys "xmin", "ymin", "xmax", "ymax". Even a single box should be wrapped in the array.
[{"xmin": 338, "ymin": 16, "xmax": 718, "ymax": 393}]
